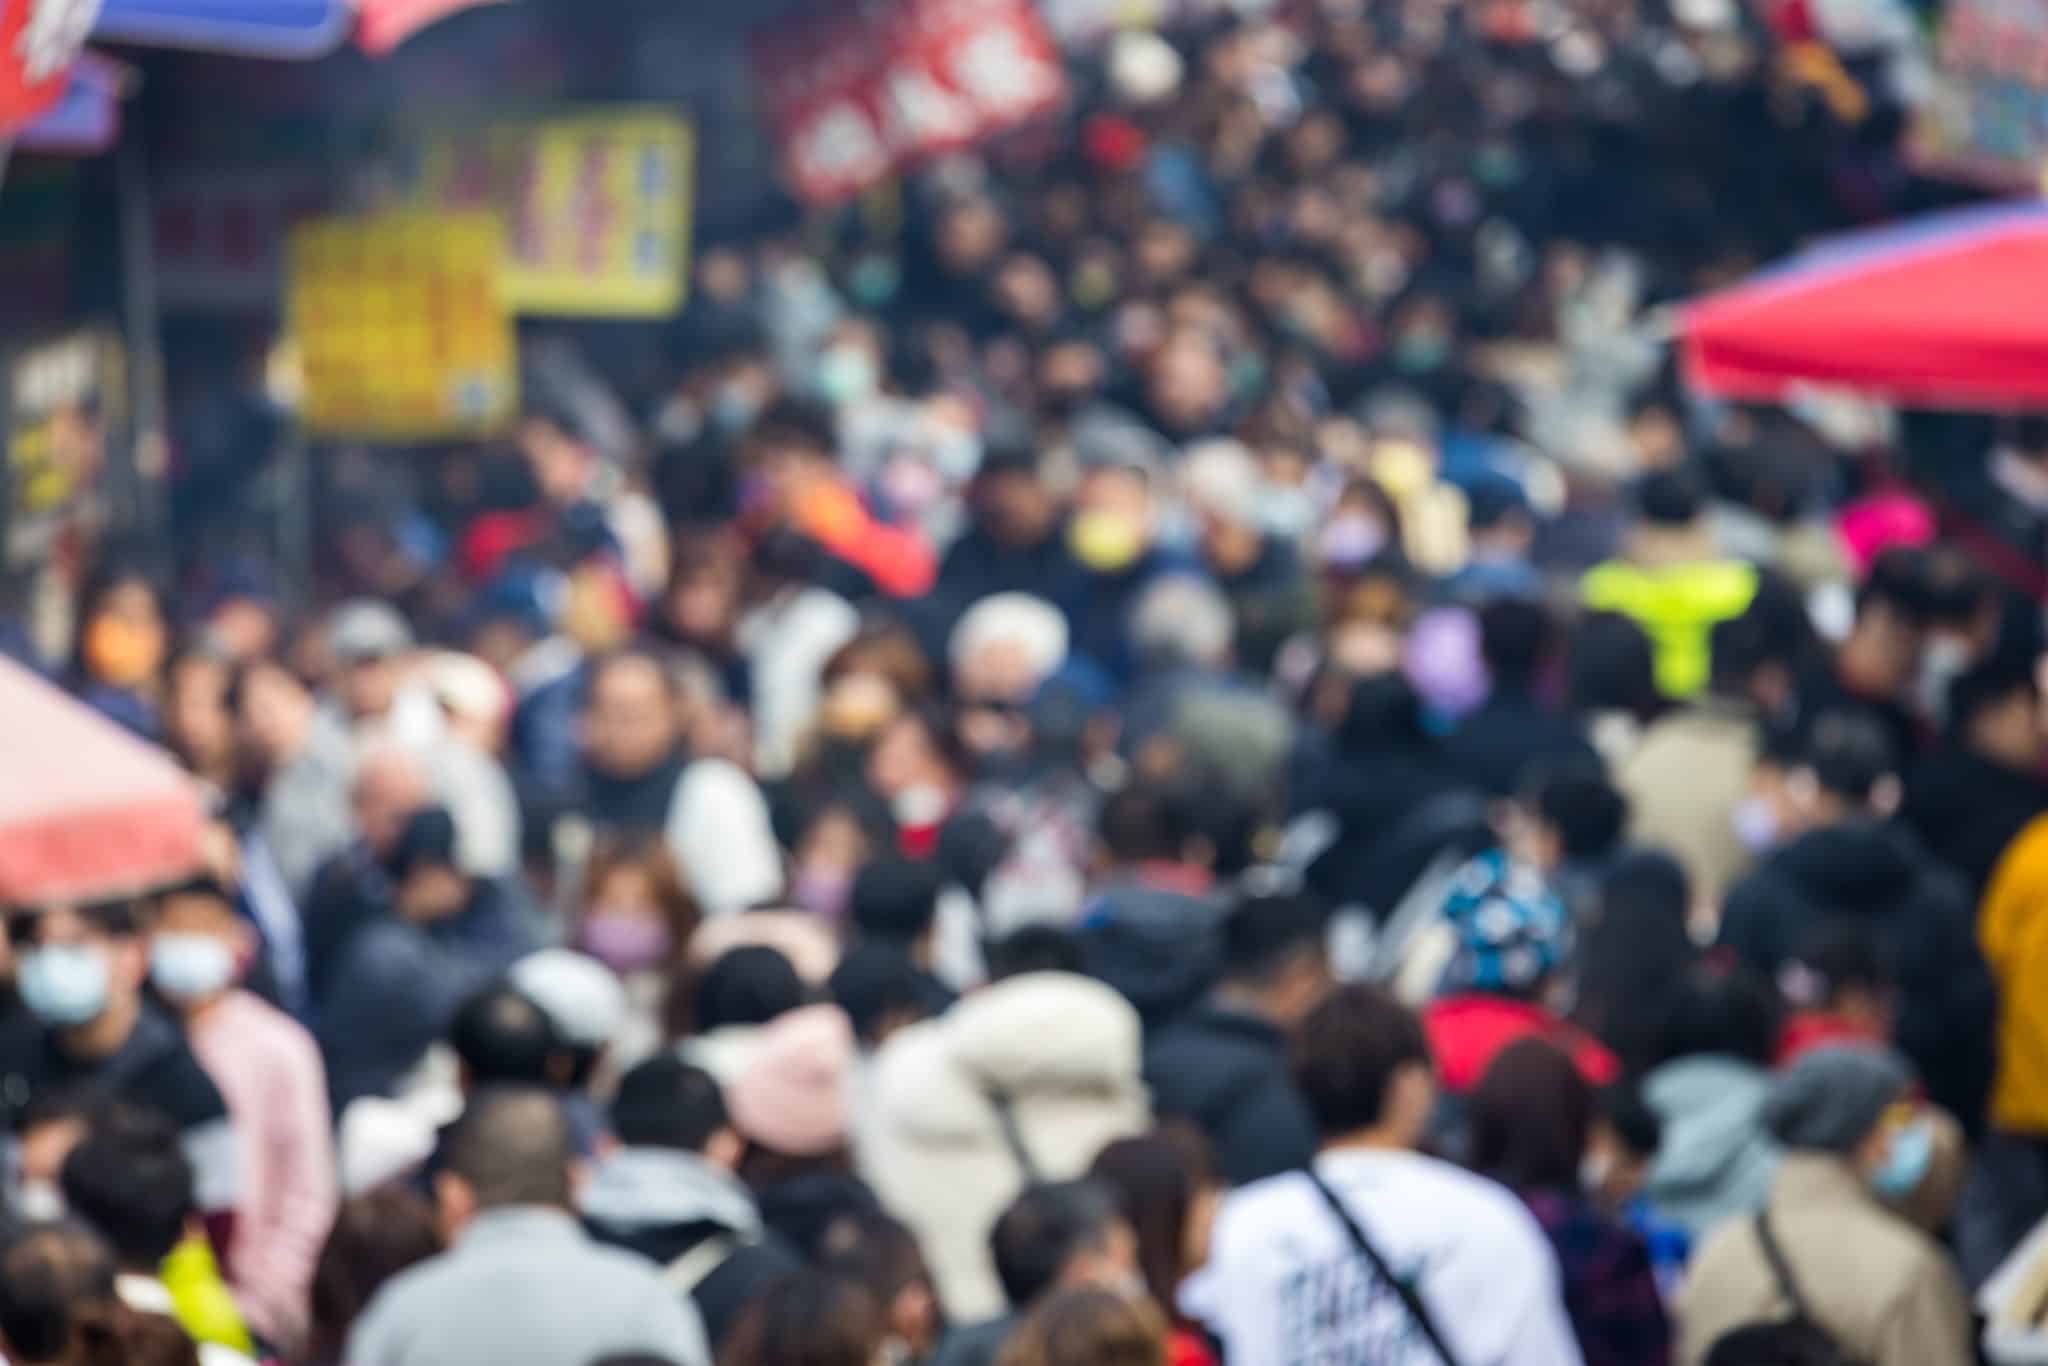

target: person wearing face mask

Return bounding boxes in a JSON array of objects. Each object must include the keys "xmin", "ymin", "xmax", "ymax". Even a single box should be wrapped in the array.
[
  {"xmin": 147, "ymin": 878, "xmax": 335, "ymax": 1357},
  {"xmin": 1052, "ymin": 428, "xmax": 1190, "ymax": 687},
  {"xmin": 1718, "ymin": 711, "xmax": 1995, "ymax": 1133},
  {"xmin": 0, "ymin": 902, "xmax": 242, "ymax": 1264},
  {"xmin": 1676, "ymin": 1047, "xmax": 1972, "ymax": 1366},
  {"xmin": 68, "ymin": 567, "xmax": 170, "ymax": 742},
  {"xmin": 565, "ymin": 838, "xmax": 700, "ymax": 1079},
  {"xmin": 1179, "ymin": 440, "xmax": 1317, "ymax": 677}
]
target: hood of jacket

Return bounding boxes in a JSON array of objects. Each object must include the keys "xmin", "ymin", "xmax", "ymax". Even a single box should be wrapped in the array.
[
  {"xmin": 579, "ymin": 1146, "xmax": 761, "ymax": 1238},
  {"xmin": 871, "ymin": 971, "xmax": 1145, "ymax": 1144},
  {"xmin": 1643, "ymin": 1054, "xmax": 1780, "ymax": 1222},
  {"xmin": 1080, "ymin": 877, "xmax": 1223, "ymax": 1022}
]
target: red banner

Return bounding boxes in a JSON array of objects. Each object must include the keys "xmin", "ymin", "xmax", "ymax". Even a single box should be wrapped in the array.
[
  {"xmin": 752, "ymin": 0, "xmax": 1066, "ymax": 206},
  {"xmin": 0, "ymin": 0, "xmax": 98, "ymax": 135}
]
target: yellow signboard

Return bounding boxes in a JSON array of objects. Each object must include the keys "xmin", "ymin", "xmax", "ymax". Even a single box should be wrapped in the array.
[
  {"xmin": 414, "ymin": 109, "xmax": 694, "ymax": 318},
  {"xmin": 286, "ymin": 210, "xmax": 517, "ymax": 441}
]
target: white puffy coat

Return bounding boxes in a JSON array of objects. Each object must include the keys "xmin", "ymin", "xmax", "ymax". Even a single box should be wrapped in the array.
[{"xmin": 854, "ymin": 972, "xmax": 1150, "ymax": 1320}]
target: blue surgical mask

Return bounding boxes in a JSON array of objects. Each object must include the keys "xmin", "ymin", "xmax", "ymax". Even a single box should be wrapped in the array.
[
  {"xmin": 1871, "ymin": 1117, "xmax": 1934, "ymax": 1198},
  {"xmin": 149, "ymin": 933, "xmax": 237, "ymax": 1004},
  {"xmin": 18, "ymin": 945, "xmax": 111, "ymax": 1028}
]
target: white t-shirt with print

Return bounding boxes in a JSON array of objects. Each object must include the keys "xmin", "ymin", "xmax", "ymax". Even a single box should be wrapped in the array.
[{"xmin": 1184, "ymin": 1147, "xmax": 1585, "ymax": 1366}]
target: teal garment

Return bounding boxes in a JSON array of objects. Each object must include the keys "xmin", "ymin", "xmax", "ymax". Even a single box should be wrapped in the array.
[{"xmin": 1641, "ymin": 1055, "xmax": 1782, "ymax": 1238}]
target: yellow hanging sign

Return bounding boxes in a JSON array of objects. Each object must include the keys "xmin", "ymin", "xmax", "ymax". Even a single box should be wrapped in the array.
[
  {"xmin": 286, "ymin": 209, "xmax": 518, "ymax": 440},
  {"xmin": 413, "ymin": 109, "xmax": 694, "ymax": 318}
]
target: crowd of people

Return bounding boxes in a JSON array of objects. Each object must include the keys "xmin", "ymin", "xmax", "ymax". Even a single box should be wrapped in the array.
[{"xmin": 4, "ymin": 0, "xmax": 2045, "ymax": 1364}]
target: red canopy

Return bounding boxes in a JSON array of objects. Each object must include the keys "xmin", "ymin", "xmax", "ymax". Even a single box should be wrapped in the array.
[
  {"xmin": 1680, "ymin": 202, "xmax": 2048, "ymax": 410},
  {"xmin": 0, "ymin": 656, "xmax": 203, "ymax": 907}
]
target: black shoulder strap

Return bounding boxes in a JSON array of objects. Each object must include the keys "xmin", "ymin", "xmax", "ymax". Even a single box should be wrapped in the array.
[
  {"xmin": 1753, "ymin": 1210, "xmax": 1815, "ymax": 1320},
  {"xmin": 986, "ymin": 1086, "xmax": 1041, "ymax": 1183},
  {"xmin": 1303, "ymin": 1166, "xmax": 1462, "ymax": 1366}
]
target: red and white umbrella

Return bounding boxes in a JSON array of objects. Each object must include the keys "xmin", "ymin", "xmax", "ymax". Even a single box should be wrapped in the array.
[{"xmin": 0, "ymin": 654, "xmax": 204, "ymax": 907}]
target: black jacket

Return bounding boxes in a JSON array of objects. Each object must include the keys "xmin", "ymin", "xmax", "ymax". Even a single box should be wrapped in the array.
[
  {"xmin": 1719, "ymin": 820, "xmax": 1997, "ymax": 1129},
  {"xmin": 1444, "ymin": 689, "xmax": 1603, "ymax": 798},
  {"xmin": 1901, "ymin": 745, "xmax": 2048, "ymax": 901},
  {"xmin": 1144, "ymin": 1000, "xmax": 1317, "ymax": 1185}
]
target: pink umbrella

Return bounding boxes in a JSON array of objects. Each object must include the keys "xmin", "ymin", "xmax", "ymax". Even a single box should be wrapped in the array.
[{"xmin": 0, "ymin": 655, "xmax": 204, "ymax": 906}]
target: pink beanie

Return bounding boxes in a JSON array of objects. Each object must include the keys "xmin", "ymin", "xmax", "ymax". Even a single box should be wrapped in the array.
[{"xmin": 725, "ymin": 1004, "xmax": 855, "ymax": 1157}]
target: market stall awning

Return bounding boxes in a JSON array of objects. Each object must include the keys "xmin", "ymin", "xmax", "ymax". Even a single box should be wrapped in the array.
[
  {"xmin": 0, "ymin": 656, "xmax": 204, "ymax": 907},
  {"xmin": 17, "ymin": 54, "xmax": 123, "ymax": 155},
  {"xmin": 1680, "ymin": 202, "xmax": 2048, "ymax": 410},
  {"xmin": 93, "ymin": 0, "xmax": 350, "ymax": 57}
]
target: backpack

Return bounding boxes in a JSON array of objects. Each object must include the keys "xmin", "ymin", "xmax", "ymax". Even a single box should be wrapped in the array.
[{"xmin": 1750, "ymin": 1209, "xmax": 1872, "ymax": 1366}]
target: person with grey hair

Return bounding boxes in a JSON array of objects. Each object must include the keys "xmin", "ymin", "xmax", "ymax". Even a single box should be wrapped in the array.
[
  {"xmin": 1124, "ymin": 575, "xmax": 1294, "ymax": 809},
  {"xmin": 1180, "ymin": 439, "xmax": 1317, "ymax": 675},
  {"xmin": 348, "ymin": 1088, "xmax": 710, "ymax": 1366},
  {"xmin": 1676, "ymin": 1047, "xmax": 1971, "ymax": 1366},
  {"xmin": 1130, "ymin": 575, "xmax": 1235, "ymax": 675}
]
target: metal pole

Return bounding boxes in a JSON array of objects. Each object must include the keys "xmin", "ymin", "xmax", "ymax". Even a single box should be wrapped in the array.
[{"xmin": 116, "ymin": 128, "xmax": 166, "ymax": 545}]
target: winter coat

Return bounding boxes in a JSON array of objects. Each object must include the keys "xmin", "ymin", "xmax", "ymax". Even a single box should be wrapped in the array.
[
  {"xmin": 581, "ymin": 1146, "xmax": 802, "ymax": 1350},
  {"xmin": 1641, "ymin": 1056, "xmax": 1781, "ymax": 1238},
  {"xmin": 1519, "ymin": 1188, "xmax": 1670, "ymax": 1366},
  {"xmin": 1981, "ymin": 817, "xmax": 2048, "ymax": 1136},
  {"xmin": 1079, "ymin": 870, "xmax": 1225, "ymax": 1028},
  {"xmin": 1144, "ymin": 1000, "xmax": 1317, "ymax": 1186},
  {"xmin": 1619, "ymin": 697, "xmax": 1760, "ymax": 911},
  {"xmin": 316, "ymin": 881, "xmax": 532, "ymax": 1112},
  {"xmin": 855, "ymin": 971, "xmax": 1150, "ymax": 1320},
  {"xmin": 1677, "ymin": 1154, "xmax": 1973, "ymax": 1366},
  {"xmin": 349, "ymin": 1206, "xmax": 710, "ymax": 1366},
  {"xmin": 1445, "ymin": 689, "xmax": 1603, "ymax": 799},
  {"xmin": 1720, "ymin": 821, "xmax": 1996, "ymax": 1128},
  {"xmin": 1903, "ymin": 746, "xmax": 2048, "ymax": 903},
  {"xmin": 1212, "ymin": 537, "xmax": 1318, "ymax": 677},
  {"xmin": 1424, "ymin": 995, "xmax": 1620, "ymax": 1094}
]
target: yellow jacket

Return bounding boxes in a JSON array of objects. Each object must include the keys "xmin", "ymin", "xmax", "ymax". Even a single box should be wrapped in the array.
[
  {"xmin": 1985, "ymin": 816, "xmax": 2048, "ymax": 1134},
  {"xmin": 1581, "ymin": 557, "xmax": 1758, "ymax": 699}
]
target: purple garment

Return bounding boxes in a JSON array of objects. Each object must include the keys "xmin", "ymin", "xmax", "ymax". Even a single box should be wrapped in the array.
[{"xmin": 1519, "ymin": 1187, "xmax": 1672, "ymax": 1366}]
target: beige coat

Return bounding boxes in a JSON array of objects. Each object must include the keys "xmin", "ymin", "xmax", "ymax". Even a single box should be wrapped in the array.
[
  {"xmin": 853, "ymin": 972, "xmax": 1150, "ymax": 1321},
  {"xmin": 1678, "ymin": 1154, "xmax": 1974, "ymax": 1366},
  {"xmin": 1620, "ymin": 697, "xmax": 1759, "ymax": 919}
]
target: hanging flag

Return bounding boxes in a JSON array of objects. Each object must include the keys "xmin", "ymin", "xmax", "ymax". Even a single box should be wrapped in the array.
[
  {"xmin": 356, "ymin": 0, "xmax": 503, "ymax": 57},
  {"xmin": 0, "ymin": 0, "xmax": 101, "ymax": 135},
  {"xmin": 92, "ymin": 0, "xmax": 347, "ymax": 58},
  {"xmin": 751, "ymin": 0, "xmax": 1066, "ymax": 206}
]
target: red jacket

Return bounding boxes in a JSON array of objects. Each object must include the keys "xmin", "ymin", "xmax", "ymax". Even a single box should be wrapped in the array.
[{"xmin": 1423, "ymin": 994, "xmax": 1620, "ymax": 1093}]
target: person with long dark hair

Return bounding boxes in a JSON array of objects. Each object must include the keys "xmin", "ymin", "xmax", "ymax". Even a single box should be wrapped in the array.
[
  {"xmin": 1470, "ymin": 1039, "xmax": 1670, "ymax": 1366},
  {"xmin": 1089, "ymin": 1127, "xmax": 1221, "ymax": 1366}
]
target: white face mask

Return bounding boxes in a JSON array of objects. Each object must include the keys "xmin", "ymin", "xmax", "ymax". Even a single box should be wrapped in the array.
[
  {"xmin": 149, "ymin": 933, "xmax": 237, "ymax": 1003},
  {"xmin": 1578, "ymin": 1153, "xmax": 1613, "ymax": 1196},
  {"xmin": 1731, "ymin": 794, "xmax": 1781, "ymax": 854},
  {"xmin": 14, "ymin": 1179, "xmax": 64, "ymax": 1222}
]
